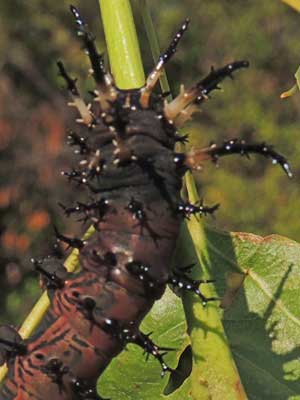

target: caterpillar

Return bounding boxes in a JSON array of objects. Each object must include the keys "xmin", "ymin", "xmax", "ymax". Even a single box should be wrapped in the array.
[{"xmin": 0, "ymin": 6, "xmax": 292, "ymax": 400}]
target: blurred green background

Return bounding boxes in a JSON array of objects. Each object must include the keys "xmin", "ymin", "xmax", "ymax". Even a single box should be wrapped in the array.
[{"xmin": 0, "ymin": 0, "xmax": 300, "ymax": 323}]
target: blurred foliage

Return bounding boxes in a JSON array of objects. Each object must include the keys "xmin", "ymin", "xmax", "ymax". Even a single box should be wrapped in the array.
[{"xmin": 0, "ymin": 0, "xmax": 300, "ymax": 322}]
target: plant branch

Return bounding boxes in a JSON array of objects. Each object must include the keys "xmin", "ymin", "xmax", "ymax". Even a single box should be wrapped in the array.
[{"xmin": 99, "ymin": 0, "xmax": 145, "ymax": 88}]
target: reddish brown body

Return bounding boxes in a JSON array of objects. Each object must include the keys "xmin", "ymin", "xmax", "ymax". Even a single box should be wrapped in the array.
[{"xmin": 0, "ymin": 94, "xmax": 182, "ymax": 400}]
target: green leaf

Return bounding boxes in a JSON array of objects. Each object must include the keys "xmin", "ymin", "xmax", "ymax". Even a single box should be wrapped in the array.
[
  {"xmin": 98, "ymin": 227, "xmax": 300, "ymax": 399},
  {"xmin": 98, "ymin": 287, "xmax": 189, "ymax": 399},
  {"xmin": 219, "ymin": 230, "xmax": 300, "ymax": 399}
]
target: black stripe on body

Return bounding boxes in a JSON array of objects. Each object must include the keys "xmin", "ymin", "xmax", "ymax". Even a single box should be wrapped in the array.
[{"xmin": 31, "ymin": 328, "xmax": 71, "ymax": 352}]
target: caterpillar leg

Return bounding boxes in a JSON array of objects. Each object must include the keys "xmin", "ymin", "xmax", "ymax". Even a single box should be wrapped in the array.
[
  {"xmin": 31, "ymin": 257, "xmax": 69, "ymax": 290},
  {"xmin": 59, "ymin": 198, "xmax": 110, "ymax": 224},
  {"xmin": 181, "ymin": 138, "xmax": 292, "ymax": 177},
  {"xmin": 71, "ymin": 377, "xmax": 108, "ymax": 400},
  {"xmin": 126, "ymin": 197, "xmax": 161, "ymax": 244},
  {"xmin": 140, "ymin": 18, "xmax": 190, "ymax": 108},
  {"xmin": 168, "ymin": 265, "xmax": 219, "ymax": 305},
  {"xmin": 164, "ymin": 61, "xmax": 249, "ymax": 126},
  {"xmin": 121, "ymin": 327, "xmax": 173, "ymax": 377},
  {"xmin": 176, "ymin": 200, "xmax": 219, "ymax": 219},
  {"xmin": 40, "ymin": 359, "xmax": 108, "ymax": 399},
  {"xmin": 94, "ymin": 318, "xmax": 172, "ymax": 377},
  {"xmin": 54, "ymin": 226, "xmax": 86, "ymax": 249}
]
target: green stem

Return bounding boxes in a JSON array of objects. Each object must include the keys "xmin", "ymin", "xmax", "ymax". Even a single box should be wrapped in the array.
[
  {"xmin": 181, "ymin": 174, "xmax": 248, "ymax": 400},
  {"xmin": 99, "ymin": 0, "xmax": 145, "ymax": 88}
]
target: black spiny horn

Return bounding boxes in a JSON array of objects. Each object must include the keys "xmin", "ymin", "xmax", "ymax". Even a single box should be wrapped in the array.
[
  {"xmin": 140, "ymin": 18, "xmax": 190, "ymax": 107},
  {"xmin": 164, "ymin": 60, "xmax": 249, "ymax": 126},
  {"xmin": 70, "ymin": 5, "xmax": 106, "ymax": 86}
]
